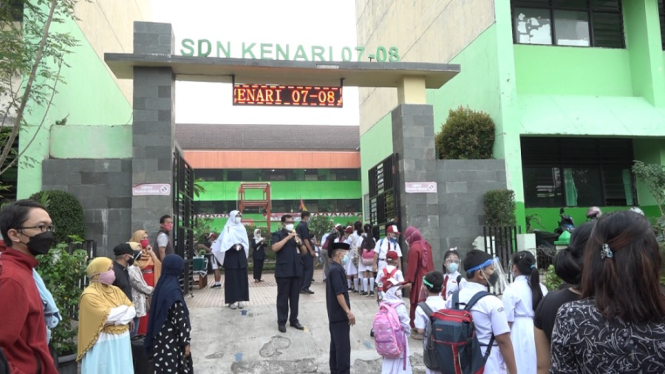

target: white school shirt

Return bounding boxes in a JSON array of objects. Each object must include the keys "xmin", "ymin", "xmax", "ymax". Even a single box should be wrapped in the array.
[
  {"xmin": 415, "ymin": 295, "xmax": 448, "ymax": 374},
  {"xmin": 502, "ymin": 275, "xmax": 548, "ymax": 322},
  {"xmin": 442, "ymin": 271, "xmax": 467, "ymax": 299},
  {"xmin": 373, "ymin": 238, "xmax": 402, "ymax": 274}
]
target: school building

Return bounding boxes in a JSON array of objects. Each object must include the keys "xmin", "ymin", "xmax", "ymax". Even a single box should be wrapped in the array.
[
  {"xmin": 356, "ymin": 0, "xmax": 665, "ymax": 230},
  {"xmin": 177, "ymin": 124, "xmax": 362, "ymax": 230}
]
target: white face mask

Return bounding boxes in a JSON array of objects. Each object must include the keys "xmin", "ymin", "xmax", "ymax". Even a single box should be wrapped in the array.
[
  {"xmin": 285, "ymin": 223, "xmax": 294, "ymax": 232},
  {"xmin": 235, "ymin": 216, "xmax": 242, "ymax": 224}
]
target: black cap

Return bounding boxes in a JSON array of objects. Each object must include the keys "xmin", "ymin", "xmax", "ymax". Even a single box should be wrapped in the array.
[
  {"xmin": 328, "ymin": 242, "xmax": 350, "ymax": 258},
  {"xmin": 113, "ymin": 243, "xmax": 134, "ymax": 256}
]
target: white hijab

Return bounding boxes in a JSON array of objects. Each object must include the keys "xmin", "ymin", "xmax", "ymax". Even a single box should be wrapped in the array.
[
  {"xmin": 254, "ymin": 229, "xmax": 262, "ymax": 244},
  {"xmin": 211, "ymin": 211, "xmax": 249, "ymax": 264},
  {"xmin": 382, "ymin": 278, "xmax": 404, "ymax": 302}
]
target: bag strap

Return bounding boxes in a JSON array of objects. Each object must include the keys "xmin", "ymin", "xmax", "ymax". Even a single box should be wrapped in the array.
[
  {"xmin": 389, "ymin": 267, "xmax": 398, "ymax": 278},
  {"xmin": 463, "ymin": 291, "xmax": 492, "ymax": 311},
  {"xmin": 456, "ymin": 275, "xmax": 463, "ymax": 289},
  {"xmin": 418, "ymin": 302, "xmax": 433, "ymax": 317}
]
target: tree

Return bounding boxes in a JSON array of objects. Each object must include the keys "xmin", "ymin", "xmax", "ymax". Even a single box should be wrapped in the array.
[
  {"xmin": 309, "ymin": 214, "xmax": 334, "ymax": 237},
  {"xmin": 0, "ymin": 0, "xmax": 80, "ymax": 176}
]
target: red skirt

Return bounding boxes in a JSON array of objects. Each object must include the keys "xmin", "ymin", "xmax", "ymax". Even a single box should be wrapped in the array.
[{"xmin": 138, "ymin": 265, "xmax": 155, "ymax": 336}]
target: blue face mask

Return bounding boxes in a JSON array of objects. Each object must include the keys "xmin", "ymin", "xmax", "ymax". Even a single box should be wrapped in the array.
[
  {"xmin": 342, "ymin": 253, "xmax": 349, "ymax": 266},
  {"xmin": 447, "ymin": 262, "xmax": 459, "ymax": 273}
]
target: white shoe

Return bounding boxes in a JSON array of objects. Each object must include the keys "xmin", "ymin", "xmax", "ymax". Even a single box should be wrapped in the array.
[
  {"xmin": 229, "ymin": 302, "xmax": 238, "ymax": 310},
  {"xmin": 238, "ymin": 302, "xmax": 245, "ymax": 309}
]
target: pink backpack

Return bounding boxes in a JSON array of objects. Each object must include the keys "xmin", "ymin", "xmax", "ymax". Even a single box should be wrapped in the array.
[
  {"xmin": 373, "ymin": 302, "xmax": 407, "ymax": 369},
  {"xmin": 361, "ymin": 249, "xmax": 375, "ymax": 265}
]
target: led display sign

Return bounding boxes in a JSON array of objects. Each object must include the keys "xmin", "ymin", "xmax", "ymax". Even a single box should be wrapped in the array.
[{"xmin": 233, "ymin": 84, "xmax": 343, "ymax": 107}]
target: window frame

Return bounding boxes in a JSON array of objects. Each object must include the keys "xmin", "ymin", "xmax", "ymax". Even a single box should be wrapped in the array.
[
  {"xmin": 521, "ymin": 137, "xmax": 637, "ymax": 208},
  {"xmin": 511, "ymin": 0, "xmax": 625, "ymax": 49}
]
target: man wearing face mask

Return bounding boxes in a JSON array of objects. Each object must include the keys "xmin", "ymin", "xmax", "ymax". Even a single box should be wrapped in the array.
[
  {"xmin": 271, "ymin": 214, "xmax": 307, "ymax": 333},
  {"xmin": 445, "ymin": 250, "xmax": 517, "ymax": 374},
  {"xmin": 154, "ymin": 215, "xmax": 174, "ymax": 261},
  {"xmin": 326, "ymin": 241, "xmax": 355, "ymax": 374},
  {"xmin": 0, "ymin": 200, "xmax": 58, "ymax": 374},
  {"xmin": 112, "ymin": 243, "xmax": 135, "ymax": 302}
]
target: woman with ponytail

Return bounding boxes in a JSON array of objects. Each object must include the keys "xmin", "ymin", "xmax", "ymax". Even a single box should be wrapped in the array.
[{"xmin": 502, "ymin": 250, "xmax": 547, "ymax": 374}]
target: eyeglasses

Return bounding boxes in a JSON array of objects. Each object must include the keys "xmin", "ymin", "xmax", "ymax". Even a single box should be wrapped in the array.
[{"xmin": 19, "ymin": 225, "xmax": 55, "ymax": 233}]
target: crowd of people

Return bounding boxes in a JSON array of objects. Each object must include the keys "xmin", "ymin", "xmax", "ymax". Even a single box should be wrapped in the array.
[{"xmin": 2, "ymin": 199, "xmax": 665, "ymax": 374}]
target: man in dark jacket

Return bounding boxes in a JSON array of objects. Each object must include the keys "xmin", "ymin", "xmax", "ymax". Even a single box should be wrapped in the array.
[
  {"xmin": 271, "ymin": 214, "xmax": 307, "ymax": 333},
  {"xmin": 298, "ymin": 211, "xmax": 315, "ymax": 294}
]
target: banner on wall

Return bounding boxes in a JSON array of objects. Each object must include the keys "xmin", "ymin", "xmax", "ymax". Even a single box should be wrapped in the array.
[{"xmin": 194, "ymin": 212, "xmax": 362, "ymax": 221}]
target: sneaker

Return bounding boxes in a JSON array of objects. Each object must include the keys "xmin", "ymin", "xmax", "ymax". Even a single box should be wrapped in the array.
[
  {"xmin": 370, "ymin": 328, "xmax": 374, "ymax": 338},
  {"xmin": 228, "ymin": 302, "xmax": 238, "ymax": 310},
  {"xmin": 411, "ymin": 332, "xmax": 424, "ymax": 340},
  {"xmin": 210, "ymin": 283, "xmax": 221, "ymax": 289},
  {"xmin": 238, "ymin": 302, "xmax": 245, "ymax": 309},
  {"xmin": 360, "ymin": 291, "xmax": 367, "ymax": 296},
  {"xmin": 352, "ymin": 289, "xmax": 359, "ymax": 294},
  {"xmin": 369, "ymin": 291, "xmax": 374, "ymax": 297}
]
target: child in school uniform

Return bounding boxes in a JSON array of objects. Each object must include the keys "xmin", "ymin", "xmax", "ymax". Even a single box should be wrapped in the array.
[
  {"xmin": 377, "ymin": 274, "xmax": 412, "ymax": 373},
  {"xmin": 502, "ymin": 251, "xmax": 547, "ymax": 374},
  {"xmin": 445, "ymin": 250, "xmax": 517, "ymax": 374},
  {"xmin": 441, "ymin": 248, "xmax": 466, "ymax": 300},
  {"xmin": 376, "ymin": 251, "xmax": 403, "ymax": 300},
  {"xmin": 414, "ymin": 271, "xmax": 446, "ymax": 374}
]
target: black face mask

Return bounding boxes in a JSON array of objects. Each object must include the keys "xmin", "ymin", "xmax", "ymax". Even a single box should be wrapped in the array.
[
  {"xmin": 127, "ymin": 256, "xmax": 135, "ymax": 266},
  {"xmin": 487, "ymin": 272, "xmax": 499, "ymax": 287},
  {"xmin": 26, "ymin": 231, "xmax": 55, "ymax": 256}
]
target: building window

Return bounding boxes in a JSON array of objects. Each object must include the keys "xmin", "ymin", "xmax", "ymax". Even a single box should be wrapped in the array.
[
  {"xmin": 194, "ymin": 169, "xmax": 224, "ymax": 181},
  {"xmin": 521, "ymin": 137, "xmax": 636, "ymax": 208},
  {"xmin": 512, "ymin": 0, "xmax": 624, "ymax": 49}
]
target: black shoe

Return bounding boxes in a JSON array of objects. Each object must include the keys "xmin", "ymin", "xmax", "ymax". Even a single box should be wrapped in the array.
[
  {"xmin": 370, "ymin": 328, "xmax": 374, "ymax": 338},
  {"xmin": 210, "ymin": 283, "xmax": 221, "ymax": 289},
  {"xmin": 306, "ymin": 289, "xmax": 315, "ymax": 294},
  {"xmin": 360, "ymin": 291, "xmax": 367, "ymax": 296},
  {"xmin": 300, "ymin": 290, "xmax": 308, "ymax": 294},
  {"xmin": 278, "ymin": 325, "xmax": 286, "ymax": 333},
  {"xmin": 290, "ymin": 323, "xmax": 305, "ymax": 330},
  {"xmin": 353, "ymin": 289, "xmax": 359, "ymax": 293},
  {"xmin": 369, "ymin": 291, "xmax": 375, "ymax": 296}
]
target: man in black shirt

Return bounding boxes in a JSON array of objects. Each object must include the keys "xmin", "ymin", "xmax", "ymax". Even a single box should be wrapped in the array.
[
  {"xmin": 112, "ymin": 243, "xmax": 134, "ymax": 301},
  {"xmin": 271, "ymin": 215, "xmax": 307, "ymax": 333},
  {"xmin": 326, "ymin": 242, "xmax": 356, "ymax": 374},
  {"xmin": 297, "ymin": 211, "xmax": 315, "ymax": 295}
]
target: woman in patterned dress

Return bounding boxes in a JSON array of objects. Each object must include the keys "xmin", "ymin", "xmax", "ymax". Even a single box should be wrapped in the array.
[
  {"xmin": 144, "ymin": 255, "xmax": 193, "ymax": 373},
  {"xmin": 550, "ymin": 211, "xmax": 665, "ymax": 373},
  {"xmin": 128, "ymin": 229, "xmax": 161, "ymax": 336}
]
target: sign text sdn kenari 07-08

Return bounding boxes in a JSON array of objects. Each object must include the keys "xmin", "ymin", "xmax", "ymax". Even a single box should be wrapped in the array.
[
  {"xmin": 180, "ymin": 39, "xmax": 400, "ymax": 63},
  {"xmin": 233, "ymin": 84, "xmax": 342, "ymax": 107}
]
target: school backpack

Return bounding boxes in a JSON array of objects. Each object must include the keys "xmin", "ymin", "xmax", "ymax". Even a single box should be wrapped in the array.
[
  {"xmin": 373, "ymin": 301, "xmax": 408, "ymax": 370},
  {"xmin": 361, "ymin": 248, "xmax": 375, "ymax": 266},
  {"xmin": 418, "ymin": 290, "xmax": 495, "ymax": 374}
]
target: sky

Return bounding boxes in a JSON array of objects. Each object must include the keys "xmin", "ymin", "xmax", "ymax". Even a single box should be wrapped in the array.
[{"xmin": 152, "ymin": 0, "xmax": 360, "ymax": 126}]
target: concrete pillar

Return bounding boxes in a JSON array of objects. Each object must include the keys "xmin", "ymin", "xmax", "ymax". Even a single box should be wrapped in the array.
[
  {"xmin": 391, "ymin": 104, "xmax": 442, "ymax": 264},
  {"xmin": 397, "ymin": 76, "xmax": 427, "ymax": 105},
  {"xmin": 131, "ymin": 21, "xmax": 176, "ymax": 234}
]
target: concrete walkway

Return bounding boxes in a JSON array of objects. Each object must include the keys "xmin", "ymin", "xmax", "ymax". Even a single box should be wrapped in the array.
[{"xmin": 188, "ymin": 270, "xmax": 427, "ymax": 373}]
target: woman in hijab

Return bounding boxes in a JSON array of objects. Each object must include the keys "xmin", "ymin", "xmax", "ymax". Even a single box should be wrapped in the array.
[
  {"xmin": 252, "ymin": 228, "xmax": 266, "ymax": 282},
  {"xmin": 402, "ymin": 226, "xmax": 433, "ymax": 336},
  {"xmin": 128, "ymin": 229, "xmax": 161, "ymax": 336},
  {"xmin": 77, "ymin": 257, "xmax": 136, "ymax": 373},
  {"xmin": 212, "ymin": 210, "xmax": 250, "ymax": 309},
  {"xmin": 145, "ymin": 255, "xmax": 192, "ymax": 374}
]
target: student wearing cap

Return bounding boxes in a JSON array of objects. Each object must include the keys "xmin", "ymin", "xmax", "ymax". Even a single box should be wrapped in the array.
[
  {"xmin": 128, "ymin": 250, "xmax": 154, "ymax": 337},
  {"xmin": 113, "ymin": 243, "xmax": 136, "ymax": 302},
  {"xmin": 326, "ymin": 241, "xmax": 356, "ymax": 374},
  {"xmin": 373, "ymin": 224, "xmax": 403, "ymax": 279}
]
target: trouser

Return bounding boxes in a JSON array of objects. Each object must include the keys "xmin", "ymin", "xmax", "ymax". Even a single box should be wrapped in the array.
[
  {"xmin": 253, "ymin": 259, "xmax": 264, "ymax": 280},
  {"xmin": 276, "ymin": 276, "xmax": 301, "ymax": 325},
  {"xmin": 131, "ymin": 316, "xmax": 140, "ymax": 337},
  {"xmin": 329, "ymin": 321, "xmax": 351, "ymax": 374},
  {"xmin": 322, "ymin": 250, "xmax": 330, "ymax": 280},
  {"xmin": 301, "ymin": 253, "xmax": 314, "ymax": 290}
]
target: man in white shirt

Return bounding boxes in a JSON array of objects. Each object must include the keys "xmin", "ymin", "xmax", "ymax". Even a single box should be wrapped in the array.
[
  {"xmin": 444, "ymin": 250, "xmax": 517, "ymax": 374},
  {"xmin": 373, "ymin": 224, "xmax": 402, "ymax": 276}
]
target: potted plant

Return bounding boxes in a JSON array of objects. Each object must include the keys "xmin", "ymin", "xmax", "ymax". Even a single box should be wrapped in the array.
[{"xmin": 36, "ymin": 242, "xmax": 88, "ymax": 374}]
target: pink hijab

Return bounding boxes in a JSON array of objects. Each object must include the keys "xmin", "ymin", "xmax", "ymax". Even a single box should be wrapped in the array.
[{"xmin": 405, "ymin": 226, "xmax": 430, "ymax": 267}]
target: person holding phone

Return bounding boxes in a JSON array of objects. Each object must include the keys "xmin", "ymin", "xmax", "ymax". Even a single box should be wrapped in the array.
[{"xmin": 128, "ymin": 230, "xmax": 161, "ymax": 336}]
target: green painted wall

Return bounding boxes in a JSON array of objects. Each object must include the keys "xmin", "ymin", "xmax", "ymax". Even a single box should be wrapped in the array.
[
  {"xmin": 17, "ymin": 14, "xmax": 132, "ymax": 198},
  {"xmin": 359, "ymin": 114, "xmax": 393, "ymax": 197},
  {"xmin": 513, "ymin": 46, "xmax": 632, "ymax": 96},
  {"xmin": 50, "ymin": 125, "xmax": 132, "ymax": 159},
  {"xmin": 197, "ymin": 180, "xmax": 362, "ymax": 201}
]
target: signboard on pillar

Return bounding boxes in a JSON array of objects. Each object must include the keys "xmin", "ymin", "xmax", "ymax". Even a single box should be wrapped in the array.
[
  {"xmin": 405, "ymin": 182, "xmax": 437, "ymax": 193},
  {"xmin": 132, "ymin": 183, "xmax": 171, "ymax": 196}
]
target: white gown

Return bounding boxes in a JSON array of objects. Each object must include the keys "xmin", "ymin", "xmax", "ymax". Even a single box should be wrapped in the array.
[
  {"xmin": 380, "ymin": 299, "xmax": 412, "ymax": 374},
  {"xmin": 502, "ymin": 275, "xmax": 548, "ymax": 374},
  {"xmin": 81, "ymin": 305, "xmax": 136, "ymax": 374}
]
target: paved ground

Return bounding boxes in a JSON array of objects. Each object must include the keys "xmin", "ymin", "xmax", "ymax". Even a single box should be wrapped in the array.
[{"xmin": 188, "ymin": 269, "xmax": 427, "ymax": 373}]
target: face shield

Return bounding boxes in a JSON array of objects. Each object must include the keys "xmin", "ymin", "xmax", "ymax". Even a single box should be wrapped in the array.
[{"xmin": 466, "ymin": 257, "xmax": 509, "ymax": 292}]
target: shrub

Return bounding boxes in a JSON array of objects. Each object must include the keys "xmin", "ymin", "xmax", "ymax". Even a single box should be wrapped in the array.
[
  {"xmin": 309, "ymin": 214, "xmax": 334, "ymax": 237},
  {"xmin": 36, "ymin": 243, "xmax": 88, "ymax": 355},
  {"xmin": 484, "ymin": 189, "xmax": 516, "ymax": 227},
  {"xmin": 435, "ymin": 106, "xmax": 495, "ymax": 160},
  {"xmin": 544, "ymin": 264, "xmax": 564, "ymax": 291},
  {"xmin": 29, "ymin": 190, "xmax": 86, "ymax": 244}
]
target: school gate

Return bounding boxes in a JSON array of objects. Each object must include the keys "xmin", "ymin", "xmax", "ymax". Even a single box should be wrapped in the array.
[{"xmin": 42, "ymin": 21, "xmax": 461, "ymax": 286}]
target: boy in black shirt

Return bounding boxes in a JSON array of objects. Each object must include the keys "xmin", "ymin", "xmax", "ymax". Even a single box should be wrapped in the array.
[{"xmin": 326, "ymin": 242, "xmax": 356, "ymax": 374}]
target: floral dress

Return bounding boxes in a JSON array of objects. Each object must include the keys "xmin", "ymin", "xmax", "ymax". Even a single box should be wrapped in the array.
[
  {"xmin": 153, "ymin": 301, "xmax": 193, "ymax": 373},
  {"xmin": 550, "ymin": 298, "xmax": 665, "ymax": 373}
]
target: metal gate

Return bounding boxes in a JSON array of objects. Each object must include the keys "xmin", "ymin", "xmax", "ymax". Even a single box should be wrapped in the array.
[
  {"xmin": 368, "ymin": 153, "xmax": 401, "ymax": 231},
  {"xmin": 173, "ymin": 148, "xmax": 195, "ymax": 296}
]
